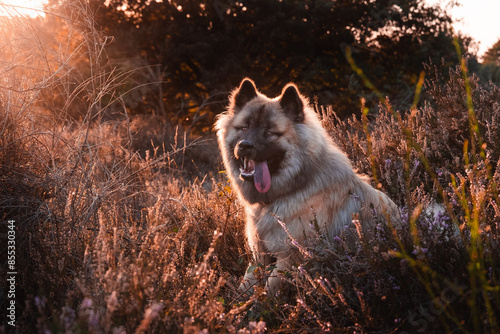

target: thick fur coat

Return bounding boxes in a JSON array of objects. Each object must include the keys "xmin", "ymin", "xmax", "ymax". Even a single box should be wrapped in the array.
[{"xmin": 215, "ymin": 78, "xmax": 399, "ymax": 293}]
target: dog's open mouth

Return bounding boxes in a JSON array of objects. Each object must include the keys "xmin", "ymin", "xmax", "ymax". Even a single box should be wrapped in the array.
[{"xmin": 239, "ymin": 157, "xmax": 271, "ymax": 193}]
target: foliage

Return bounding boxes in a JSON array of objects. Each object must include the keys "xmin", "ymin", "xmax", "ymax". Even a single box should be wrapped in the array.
[
  {"xmin": 41, "ymin": 0, "xmax": 472, "ymax": 132},
  {"xmin": 483, "ymin": 39, "xmax": 500, "ymax": 66},
  {"xmin": 477, "ymin": 38, "xmax": 500, "ymax": 85},
  {"xmin": 1, "ymin": 1, "xmax": 499, "ymax": 333},
  {"xmin": 324, "ymin": 61, "xmax": 500, "ymax": 205}
]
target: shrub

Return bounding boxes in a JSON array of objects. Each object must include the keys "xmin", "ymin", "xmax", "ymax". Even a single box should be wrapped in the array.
[{"xmin": 0, "ymin": 2, "xmax": 499, "ymax": 333}]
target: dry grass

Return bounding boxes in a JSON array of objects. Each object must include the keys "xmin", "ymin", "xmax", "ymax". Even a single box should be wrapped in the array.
[{"xmin": 0, "ymin": 2, "xmax": 499, "ymax": 333}]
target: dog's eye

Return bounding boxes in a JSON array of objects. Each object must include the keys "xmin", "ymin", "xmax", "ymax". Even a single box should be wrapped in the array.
[
  {"xmin": 265, "ymin": 130, "xmax": 282, "ymax": 137},
  {"xmin": 235, "ymin": 126, "xmax": 248, "ymax": 132}
]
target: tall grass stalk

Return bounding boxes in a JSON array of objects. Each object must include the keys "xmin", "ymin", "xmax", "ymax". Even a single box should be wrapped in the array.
[{"xmin": 453, "ymin": 37, "xmax": 498, "ymax": 333}]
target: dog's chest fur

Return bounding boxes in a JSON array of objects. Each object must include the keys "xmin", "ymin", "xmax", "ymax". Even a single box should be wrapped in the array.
[{"xmin": 243, "ymin": 173, "xmax": 360, "ymax": 256}]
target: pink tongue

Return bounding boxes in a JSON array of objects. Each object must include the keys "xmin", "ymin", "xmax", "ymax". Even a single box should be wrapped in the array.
[{"xmin": 254, "ymin": 161, "xmax": 271, "ymax": 193}]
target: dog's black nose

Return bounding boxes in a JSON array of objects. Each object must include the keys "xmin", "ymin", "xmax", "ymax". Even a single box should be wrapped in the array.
[
  {"xmin": 238, "ymin": 140, "xmax": 254, "ymax": 150},
  {"xmin": 235, "ymin": 140, "xmax": 256, "ymax": 159}
]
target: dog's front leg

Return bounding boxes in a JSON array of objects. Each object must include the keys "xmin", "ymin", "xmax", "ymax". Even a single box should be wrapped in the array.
[
  {"xmin": 266, "ymin": 256, "xmax": 292, "ymax": 297},
  {"xmin": 239, "ymin": 253, "xmax": 274, "ymax": 296}
]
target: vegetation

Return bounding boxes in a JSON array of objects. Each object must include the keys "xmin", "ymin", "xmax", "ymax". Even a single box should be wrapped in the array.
[
  {"xmin": 1, "ymin": 1, "xmax": 499, "ymax": 333},
  {"xmin": 478, "ymin": 39, "xmax": 500, "ymax": 84},
  {"xmin": 40, "ymin": 0, "xmax": 477, "ymax": 130}
]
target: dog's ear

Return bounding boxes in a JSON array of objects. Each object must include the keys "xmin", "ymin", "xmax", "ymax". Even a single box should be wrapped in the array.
[
  {"xmin": 280, "ymin": 83, "xmax": 304, "ymax": 123},
  {"xmin": 232, "ymin": 78, "xmax": 258, "ymax": 111}
]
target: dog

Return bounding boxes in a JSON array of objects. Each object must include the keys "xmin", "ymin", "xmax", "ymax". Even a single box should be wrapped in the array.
[{"xmin": 215, "ymin": 78, "xmax": 400, "ymax": 294}]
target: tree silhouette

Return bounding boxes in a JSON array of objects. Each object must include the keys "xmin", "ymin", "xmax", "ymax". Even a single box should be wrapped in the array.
[
  {"xmin": 52, "ymin": 0, "xmax": 471, "ymax": 131},
  {"xmin": 479, "ymin": 38, "xmax": 500, "ymax": 84},
  {"xmin": 483, "ymin": 39, "xmax": 500, "ymax": 66}
]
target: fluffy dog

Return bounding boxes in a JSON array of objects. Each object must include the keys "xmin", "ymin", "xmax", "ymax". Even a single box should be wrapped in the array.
[{"xmin": 215, "ymin": 78, "xmax": 399, "ymax": 293}]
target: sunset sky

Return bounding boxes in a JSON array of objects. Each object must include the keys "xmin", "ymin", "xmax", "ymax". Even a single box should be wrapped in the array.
[
  {"xmin": 0, "ymin": 0, "xmax": 499, "ymax": 59},
  {"xmin": 427, "ymin": 0, "xmax": 500, "ymax": 59}
]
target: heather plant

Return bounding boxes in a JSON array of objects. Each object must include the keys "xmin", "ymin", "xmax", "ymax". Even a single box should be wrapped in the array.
[
  {"xmin": 304, "ymin": 49, "xmax": 500, "ymax": 332},
  {"xmin": 0, "ymin": 3, "xmax": 252, "ymax": 333},
  {"xmin": 1, "ymin": 2, "xmax": 499, "ymax": 334}
]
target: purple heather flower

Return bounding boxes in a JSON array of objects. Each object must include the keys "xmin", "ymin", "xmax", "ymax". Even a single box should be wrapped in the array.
[
  {"xmin": 81, "ymin": 298, "xmax": 93, "ymax": 309},
  {"xmin": 385, "ymin": 159, "xmax": 392, "ymax": 169}
]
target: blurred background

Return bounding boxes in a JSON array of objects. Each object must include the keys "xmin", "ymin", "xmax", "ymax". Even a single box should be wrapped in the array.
[{"xmin": 1, "ymin": 0, "xmax": 499, "ymax": 133}]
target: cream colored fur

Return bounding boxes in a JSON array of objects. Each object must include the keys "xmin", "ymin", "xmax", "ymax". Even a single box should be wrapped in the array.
[{"xmin": 215, "ymin": 79, "xmax": 400, "ymax": 295}]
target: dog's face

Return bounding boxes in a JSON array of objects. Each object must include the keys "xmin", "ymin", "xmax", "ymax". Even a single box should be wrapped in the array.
[
  {"xmin": 221, "ymin": 79, "xmax": 305, "ymax": 194},
  {"xmin": 231, "ymin": 104, "xmax": 287, "ymax": 193}
]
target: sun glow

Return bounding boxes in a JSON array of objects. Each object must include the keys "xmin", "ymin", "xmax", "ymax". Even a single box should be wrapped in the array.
[
  {"xmin": 0, "ymin": 0, "xmax": 498, "ymax": 59},
  {"xmin": 0, "ymin": 0, "xmax": 47, "ymax": 18},
  {"xmin": 426, "ymin": 0, "xmax": 500, "ymax": 59}
]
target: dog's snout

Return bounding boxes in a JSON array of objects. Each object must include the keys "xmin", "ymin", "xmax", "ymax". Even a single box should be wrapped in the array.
[
  {"xmin": 235, "ymin": 140, "xmax": 255, "ymax": 159},
  {"xmin": 238, "ymin": 140, "xmax": 254, "ymax": 150}
]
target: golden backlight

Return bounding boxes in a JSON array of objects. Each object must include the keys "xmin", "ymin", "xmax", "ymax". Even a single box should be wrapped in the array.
[
  {"xmin": 0, "ymin": 0, "xmax": 47, "ymax": 17},
  {"xmin": 0, "ymin": 0, "xmax": 498, "ymax": 58}
]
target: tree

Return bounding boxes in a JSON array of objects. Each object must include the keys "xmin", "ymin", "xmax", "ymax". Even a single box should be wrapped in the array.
[
  {"xmin": 478, "ymin": 39, "xmax": 500, "ymax": 84},
  {"xmin": 52, "ymin": 0, "xmax": 470, "ymax": 131},
  {"xmin": 483, "ymin": 39, "xmax": 500, "ymax": 66}
]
